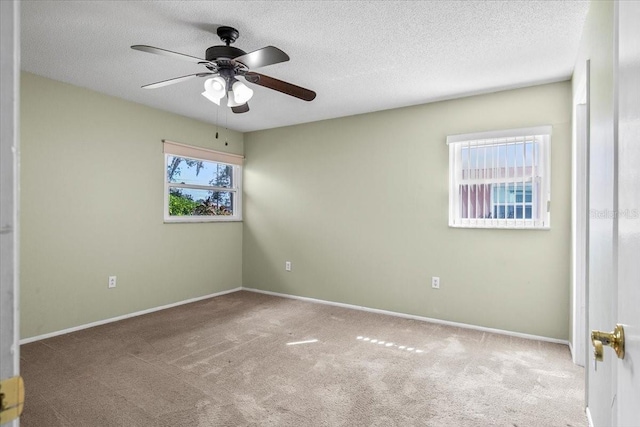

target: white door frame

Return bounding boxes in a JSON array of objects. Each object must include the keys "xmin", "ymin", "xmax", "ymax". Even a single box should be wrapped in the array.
[
  {"xmin": 572, "ymin": 69, "xmax": 589, "ymax": 368},
  {"xmin": 0, "ymin": 1, "xmax": 21, "ymax": 426}
]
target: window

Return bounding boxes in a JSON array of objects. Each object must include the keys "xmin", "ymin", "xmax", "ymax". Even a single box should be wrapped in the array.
[
  {"xmin": 163, "ymin": 140, "xmax": 243, "ymax": 222},
  {"xmin": 447, "ymin": 126, "xmax": 551, "ymax": 229}
]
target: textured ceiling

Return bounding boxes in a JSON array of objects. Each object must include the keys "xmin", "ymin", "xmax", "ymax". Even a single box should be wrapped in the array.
[{"xmin": 21, "ymin": 1, "xmax": 589, "ymax": 133}]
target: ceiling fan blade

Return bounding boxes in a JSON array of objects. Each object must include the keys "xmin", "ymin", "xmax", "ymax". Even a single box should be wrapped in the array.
[
  {"xmin": 234, "ymin": 46, "xmax": 289, "ymax": 69},
  {"xmin": 131, "ymin": 45, "xmax": 206, "ymax": 64},
  {"xmin": 244, "ymin": 72, "xmax": 316, "ymax": 101},
  {"xmin": 141, "ymin": 73, "xmax": 214, "ymax": 89},
  {"xmin": 231, "ymin": 103, "xmax": 250, "ymax": 114}
]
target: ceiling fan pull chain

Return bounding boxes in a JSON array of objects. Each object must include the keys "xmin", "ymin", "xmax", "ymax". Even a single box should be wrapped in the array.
[
  {"xmin": 215, "ymin": 107, "xmax": 219, "ymax": 139},
  {"xmin": 224, "ymin": 107, "xmax": 229, "ymax": 145}
]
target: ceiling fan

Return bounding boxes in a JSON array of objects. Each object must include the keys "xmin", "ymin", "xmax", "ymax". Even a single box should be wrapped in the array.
[{"xmin": 131, "ymin": 26, "xmax": 316, "ymax": 114}]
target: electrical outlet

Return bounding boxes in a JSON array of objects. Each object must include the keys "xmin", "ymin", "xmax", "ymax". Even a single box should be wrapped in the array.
[
  {"xmin": 108, "ymin": 276, "xmax": 117, "ymax": 288},
  {"xmin": 285, "ymin": 261, "xmax": 292, "ymax": 272},
  {"xmin": 431, "ymin": 276, "xmax": 440, "ymax": 289}
]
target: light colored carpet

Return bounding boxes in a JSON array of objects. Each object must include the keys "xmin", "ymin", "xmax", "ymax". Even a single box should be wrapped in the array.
[{"xmin": 20, "ymin": 290, "xmax": 586, "ymax": 426}]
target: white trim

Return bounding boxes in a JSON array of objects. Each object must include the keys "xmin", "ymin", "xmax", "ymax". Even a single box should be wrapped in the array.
[
  {"xmin": 568, "ymin": 341, "xmax": 574, "ymax": 361},
  {"xmin": 446, "ymin": 125, "xmax": 553, "ymax": 145},
  {"xmin": 19, "ymin": 287, "xmax": 242, "ymax": 344},
  {"xmin": 1, "ymin": 0, "xmax": 21, "ymax": 402},
  {"xmin": 572, "ymin": 102, "xmax": 588, "ymax": 368},
  {"xmin": 449, "ymin": 222, "xmax": 550, "ymax": 230},
  {"xmin": 163, "ymin": 216, "xmax": 242, "ymax": 223},
  {"xmin": 586, "ymin": 407, "xmax": 594, "ymax": 427},
  {"xmin": 242, "ymin": 287, "xmax": 570, "ymax": 345},
  {"xmin": 169, "ymin": 182, "xmax": 234, "ymax": 192},
  {"xmin": 21, "ymin": 285, "xmax": 570, "ymax": 347}
]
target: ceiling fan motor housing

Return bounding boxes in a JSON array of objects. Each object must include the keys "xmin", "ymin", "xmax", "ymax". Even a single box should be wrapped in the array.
[{"xmin": 205, "ymin": 45, "xmax": 246, "ymax": 62}]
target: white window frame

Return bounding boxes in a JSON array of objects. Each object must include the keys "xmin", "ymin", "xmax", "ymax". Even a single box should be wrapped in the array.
[
  {"xmin": 163, "ymin": 140, "xmax": 243, "ymax": 223},
  {"xmin": 447, "ymin": 126, "xmax": 551, "ymax": 229}
]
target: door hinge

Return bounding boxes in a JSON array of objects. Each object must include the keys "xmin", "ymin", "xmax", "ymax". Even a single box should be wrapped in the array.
[{"xmin": 0, "ymin": 376, "xmax": 24, "ymax": 424}]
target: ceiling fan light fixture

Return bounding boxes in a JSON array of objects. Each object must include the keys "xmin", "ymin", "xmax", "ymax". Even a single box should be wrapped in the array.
[
  {"xmin": 231, "ymin": 81, "xmax": 253, "ymax": 104},
  {"xmin": 202, "ymin": 77, "xmax": 226, "ymax": 105},
  {"xmin": 210, "ymin": 78, "xmax": 225, "ymax": 93},
  {"xmin": 227, "ymin": 93, "xmax": 242, "ymax": 107},
  {"xmin": 201, "ymin": 90, "xmax": 222, "ymax": 105}
]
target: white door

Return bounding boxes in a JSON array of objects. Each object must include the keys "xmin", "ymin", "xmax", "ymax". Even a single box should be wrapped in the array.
[
  {"xmin": 588, "ymin": 2, "xmax": 640, "ymax": 426},
  {"xmin": 0, "ymin": 1, "xmax": 21, "ymax": 426},
  {"xmin": 615, "ymin": 0, "xmax": 640, "ymax": 425}
]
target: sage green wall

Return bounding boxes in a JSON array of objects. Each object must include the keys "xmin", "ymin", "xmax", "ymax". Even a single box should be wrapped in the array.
[
  {"xmin": 20, "ymin": 73, "xmax": 243, "ymax": 339},
  {"xmin": 243, "ymin": 82, "xmax": 572, "ymax": 340}
]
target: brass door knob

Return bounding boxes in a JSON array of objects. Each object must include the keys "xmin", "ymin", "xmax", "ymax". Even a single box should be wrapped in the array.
[
  {"xmin": 593, "ymin": 339, "xmax": 604, "ymax": 362},
  {"xmin": 591, "ymin": 324, "xmax": 625, "ymax": 361}
]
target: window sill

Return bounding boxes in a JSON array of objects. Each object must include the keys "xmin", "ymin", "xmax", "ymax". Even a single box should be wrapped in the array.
[
  {"xmin": 449, "ymin": 224, "xmax": 550, "ymax": 230},
  {"xmin": 164, "ymin": 216, "xmax": 243, "ymax": 223}
]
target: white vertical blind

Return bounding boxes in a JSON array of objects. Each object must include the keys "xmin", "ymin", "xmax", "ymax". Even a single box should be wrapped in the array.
[{"xmin": 447, "ymin": 126, "xmax": 551, "ymax": 229}]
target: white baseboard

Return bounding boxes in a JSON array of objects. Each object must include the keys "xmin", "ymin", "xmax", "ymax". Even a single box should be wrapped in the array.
[
  {"xmin": 586, "ymin": 407, "xmax": 594, "ymax": 427},
  {"xmin": 569, "ymin": 341, "xmax": 575, "ymax": 360},
  {"xmin": 242, "ymin": 287, "xmax": 570, "ymax": 346},
  {"xmin": 21, "ymin": 285, "xmax": 570, "ymax": 347},
  {"xmin": 20, "ymin": 287, "xmax": 243, "ymax": 345}
]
